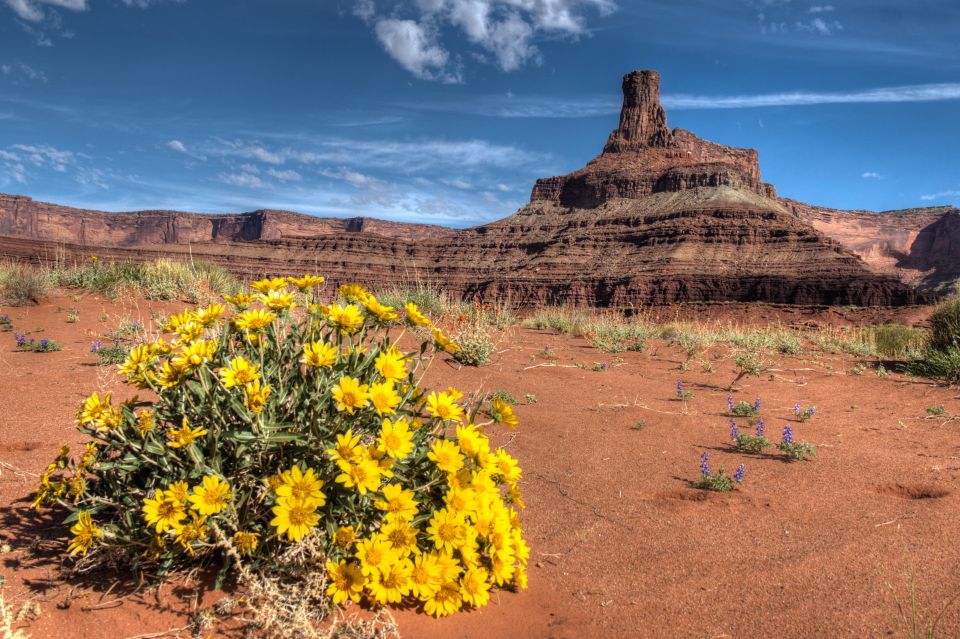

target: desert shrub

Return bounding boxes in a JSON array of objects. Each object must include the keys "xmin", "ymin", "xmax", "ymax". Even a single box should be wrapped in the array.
[
  {"xmin": 861, "ymin": 324, "xmax": 926, "ymax": 359},
  {"xmin": 34, "ymin": 276, "xmax": 528, "ymax": 620},
  {"xmin": 0, "ymin": 262, "xmax": 51, "ymax": 306},
  {"xmin": 53, "ymin": 258, "xmax": 238, "ymax": 302},
  {"xmin": 13, "ymin": 333, "xmax": 61, "ymax": 352},
  {"xmin": 452, "ymin": 322, "xmax": 495, "ymax": 366},
  {"xmin": 775, "ymin": 331, "xmax": 804, "ymax": 355},
  {"xmin": 579, "ymin": 314, "xmax": 654, "ymax": 353},
  {"xmin": 376, "ymin": 283, "xmax": 452, "ymax": 318},
  {"xmin": 0, "ymin": 314, "xmax": 12, "ymax": 332},
  {"xmin": 523, "ymin": 307, "xmax": 582, "ymax": 334},
  {"xmin": 929, "ymin": 295, "xmax": 960, "ymax": 352},
  {"xmin": 905, "ymin": 345, "xmax": 960, "ymax": 384}
]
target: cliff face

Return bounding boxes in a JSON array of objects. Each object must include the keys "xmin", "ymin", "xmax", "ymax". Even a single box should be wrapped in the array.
[
  {"xmin": 0, "ymin": 70, "xmax": 943, "ymax": 307},
  {"xmin": 784, "ymin": 200, "xmax": 960, "ymax": 293},
  {"xmin": 0, "ymin": 194, "xmax": 454, "ymax": 245}
]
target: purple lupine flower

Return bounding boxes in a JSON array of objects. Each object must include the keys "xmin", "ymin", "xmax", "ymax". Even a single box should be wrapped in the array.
[
  {"xmin": 699, "ymin": 451, "xmax": 710, "ymax": 476},
  {"xmin": 754, "ymin": 398, "xmax": 761, "ymax": 412},
  {"xmin": 91, "ymin": 340, "xmax": 103, "ymax": 353},
  {"xmin": 730, "ymin": 419, "xmax": 739, "ymax": 441},
  {"xmin": 727, "ymin": 394, "xmax": 735, "ymax": 412},
  {"xmin": 600, "ymin": 362, "xmax": 608, "ymax": 371},
  {"xmin": 40, "ymin": 338, "xmax": 49, "ymax": 349},
  {"xmin": 809, "ymin": 406, "xmax": 816, "ymax": 416},
  {"xmin": 677, "ymin": 380, "xmax": 684, "ymax": 398},
  {"xmin": 782, "ymin": 425, "xmax": 794, "ymax": 445},
  {"xmin": 794, "ymin": 403, "xmax": 802, "ymax": 416},
  {"xmin": 734, "ymin": 464, "xmax": 746, "ymax": 483},
  {"xmin": 756, "ymin": 418, "xmax": 765, "ymax": 438},
  {"xmin": 14, "ymin": 333, "xmax": 27, "ymax": 347},
  {"xmin": 132, "ymin": 322, "xmax": 143, "ymax": 332}
]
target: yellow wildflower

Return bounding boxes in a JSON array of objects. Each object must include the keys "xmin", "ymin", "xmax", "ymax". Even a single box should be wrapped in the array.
[
  {"xmin": 325, "ymin": 560, "xmax": 365, "ymax": 604},
  {"xmin": 428, "ymin": 439, "xmax": 464, "ymax": 475},
  {"xmin": 426, "ymin": 508, "xmax": 466, "ymax": 553},
  {"xmin": 172, "ymin": 340, "xmax": 216, "ymax": 370},
  {"xmin": 223, "ymin": 291, "xmax": 256, "ymax": 309},
  {"xmin": 219, "ymin": 357, "xmax": 260, "ymax": 388},
  {"xmin": 331, "ymin": 376, "xmax": 370, "ymax": 414},
  {"xmin": 258, "ymin": 289, "xmax": 297, "ymax": 311},
  {"xmin": 459, "ymin": 566, "xmax": 491, "ymax": 608},
  {"xmin": 167, "ymin": 418, "xmax": 209, "ymax": 448},
  {"xmin": 175, "ymin": 512, "xmax": 209, "ymax": 555},
  {"xmin": 432, "ymin": 327, "xmax": 461, "ymax": 353},
  {"xmin": 354, "ymin": 537, "xmax": 396, "ymax": 577},
  {"xmin": 335, "ymin": 458, "xmax": 382, "ymax": 495},
  {"xmin": 233, "ymin": 308, "xmax": 277, "ymax": 332},
  {"xmin": 337, "ymin": 283, "xmax": 371, "ymax": 303},
  {"xmin": 426, "ymin": 391, "xmax": 464, "ymax": 423},
  {"xmin": 423, "ymin": 581, "xmax": 462, "ymax": 618},
  {"xmin": 301, "ymin": 341, "xmax": 337, "ymax": 368},
  {"xmin": 244, "ymin": 379, "xmax": 272, "ymax": 414},
  {"xmin": 368, "ymin": 557, "xmax": 413, "ymax": 605},
  {"xmin": 490, "ymin": 397, "xmax": 519, "ymax": 428},
  {"xmin": 289, "ymin": 274, "xmax": 325, "ymax": 291},
  {"xmin": 275, "ymin": 465, "xmax": 326, "ymax": 506},
  {"xmin": 368, "ymin": 379, "xmax": 401, "ymax": 416},
  {"xmin": 325, "ymin": 429, "xmax": 363, "ymax": 464},
  {"xmin": 270, "ymin": 497, "xmax": 320, "ymax": 542},
  {"xmin": 327, "ymin": 303, "xmax": 364, "ymax": 334},
  {"xmin": 194, "ymin": 303, "xmax": 225, "ymax": 327},
  {"xmin": 405, "ymin": 302, "xmax": 431, "ymax": 326},
  {"xmin": 188, "ymin": 475, "xmax": 233, "ymax": 516},
  {"xmin": 67, "ymin": 511, "xmax": 102, "ymax": 556},
  {"xmin": 374, "ymin": 348, "xmax": 408, "ymax": 381},
  {"xmin": 233, "ymin": 531, "xmax": 260, "ymax": 555},
  {"xmin": 374, "ymin": 483, "xmax": 419, "ymax": 521},
  {"xmin": 377, "ymin": 418, "xmax": 414, "ymax": 460},
  {"xmin": 250, "ymin": 277, "xmax": 287, "ymax": 294},
  {"xmin": 364, "ymin": 297, "xmax": 398, "ymax": 322},
  {"xmin": 142, "ymin": 492, "xmax": 186, "ymax": 533}
]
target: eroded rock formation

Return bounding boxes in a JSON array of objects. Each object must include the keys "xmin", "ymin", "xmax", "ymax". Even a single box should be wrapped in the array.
[{"xmin": 0, "ymin": 70, "xmax": 947, "ymax": 307}]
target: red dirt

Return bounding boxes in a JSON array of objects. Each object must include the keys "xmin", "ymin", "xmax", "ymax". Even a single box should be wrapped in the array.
[{"xmin": 2, "ymin": 295, "xmax": 960, "ymax": 638}]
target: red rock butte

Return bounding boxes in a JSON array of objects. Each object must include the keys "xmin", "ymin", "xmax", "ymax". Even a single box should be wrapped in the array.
[{"xmin": 1, "ymin": 69, "xmax": 957, "ymax": 306}]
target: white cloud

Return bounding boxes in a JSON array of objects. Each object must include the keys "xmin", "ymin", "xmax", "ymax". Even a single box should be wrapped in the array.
[
  {"xmin": 3, "ymin": 0, "xmax": 87, "ymax": 22},
  {"xmin": 10, "ymin": 143, "xmax": 77, "ymax": 171},
  {"xmin": 374, "ymin": 19, "xmax": 457, "ymax": 82},
  {"xmin": 920, "ymin": 190, "xmax": 960, "ymax": 202},
  {"xmin": 319, "ymin": 167, "xmax": 387, "ymax": 190},
  {"xmin": 443, "ymin": 178, "xmax": 473, "ymax": 189},
  {"xmin": 220, "ymin": 172, "xmax": 268, "ymax": 189},
  {"xmin": 166, "ymin": 139, "xmax": 207, "ymax": 161},
  {"xmin": 809, "ymin": 5, "xmax": 834, "ymax": 13},
  {"xmin": 266, "ymin": 168, "xmax": 302, "ymax": 182},
  {"xmin": 861, "ymin": 172, "xmax": 882, "ymax": 179},
  {"xmin": 361, "ymin": 0, "xmax": 615, "ymax": 80}
]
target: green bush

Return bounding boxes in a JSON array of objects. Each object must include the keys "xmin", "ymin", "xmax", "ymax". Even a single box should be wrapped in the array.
[{"xmin": 929, "ymin": 295, "xmax": 960, "ymax": 352}]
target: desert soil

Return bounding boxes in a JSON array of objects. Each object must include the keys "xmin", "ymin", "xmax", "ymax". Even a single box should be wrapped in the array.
[{"xmin": 2, "ymin": 294, "xmax": 959, "ymax": 638}]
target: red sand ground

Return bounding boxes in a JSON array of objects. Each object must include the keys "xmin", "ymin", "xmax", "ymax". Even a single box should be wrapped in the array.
[{"xmin": 2, "ymin": 295, "xmax": 959, "ymax": 638}]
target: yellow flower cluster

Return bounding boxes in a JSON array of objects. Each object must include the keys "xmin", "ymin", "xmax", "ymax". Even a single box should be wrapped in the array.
[
  {"xmin": 43, "ymin": 274, "xmax": 526, "ymax": 621},
  {"xmin": 141, "ymin": 475, "xmax": 231, "ymax": 554}
]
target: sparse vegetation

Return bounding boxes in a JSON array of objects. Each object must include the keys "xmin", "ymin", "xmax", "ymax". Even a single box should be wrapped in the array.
[
  {"xmin": 376, "ymin": 282, "xmax": 452, "ymax": 317},
  {"xmin": 0, "ymin": 262, "xmax": 51, "ymax": 306},
  {"xmin": 13, "ymin": 334, "xmax": 61, "ymax": 353}
]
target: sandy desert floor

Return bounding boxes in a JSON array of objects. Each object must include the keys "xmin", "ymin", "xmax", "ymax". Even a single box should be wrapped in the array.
[{"xmin": 1, "ymin": 294, "xmax": 959, "ymax": 638}]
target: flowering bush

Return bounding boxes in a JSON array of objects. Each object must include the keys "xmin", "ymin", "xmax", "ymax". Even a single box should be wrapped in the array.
[
  {"xmin": 34, "ymin": 276, "xmax": 528, "ymax": 618},
  {"xmin": 14, "ymin": 334, "xmax": 61, "ymax": 352},
  {"xmin": 693, "ymin": 452, "xmax": 744, "ymax": 492},
  {"xmin": 730, "ymin": 418, "xmax": 770, "ymax": 454},
  {"xmin": 793, "ymin": 403, "xmax": 817, "ymax": 422},
  {"xmin": 776, "ymin": 425, "xmax": 816, "ymax": 462}
]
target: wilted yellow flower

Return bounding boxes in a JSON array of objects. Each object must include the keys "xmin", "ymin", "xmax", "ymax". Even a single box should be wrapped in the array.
[
  {"xmin": 301, "ymin": 341, "xmax": 337, "ymax": 368},
  {"xmin": 156, "ymin": 361, "xmax": 188, "ymax": 388},
  {"xmin": 334, "ymin": 525, "xmax": 356, "ymax": 549},
  {"xmin": 67, "ymin": 511, "xmax": 102, "ymax": 556},
  {"xmin": 233, "ymin": 531, "xmax": 260, "ymax": 555},
  {"xmin": 167, "ymin": 418, "xmax": 209, "ymax": 448},
  {"xmin": 175, "ymin": 512, "xmax": 209, "ymax": 555},
  {"xmin": 405, "ymin": 302, "xmax": 432, "ymax": 326},
  {"xmin": 244, "ymin": 379, "xmax": 272, "ymax": 414}
]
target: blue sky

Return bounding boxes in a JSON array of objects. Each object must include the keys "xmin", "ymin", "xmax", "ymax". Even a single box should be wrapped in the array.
[{"xmin": 1, "ymin": 0, "xmax": 958, "ymax": 227}]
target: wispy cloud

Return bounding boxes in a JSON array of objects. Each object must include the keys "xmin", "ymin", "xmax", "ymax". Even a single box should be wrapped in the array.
[
  {"xmin": 1, "ymin": 60, "xmax": 47, "ymax": 82},
  {"xmin": 166, "ymin": 139, "xmax": 206, "ymax": 161},
  {"xmin": 663, "ymin": 82, "xmax": 960, "ymax": 109},
  {"xmin": 920, "ymin": 190, "xmax": 960, "ymax": 202},
  {"xmin": 861, "ymin": 172, "xmax": 882, "ymax": 179},
  {"xmin": 3, "ymin": 0, "xmax": 88, "ymax": 23}
]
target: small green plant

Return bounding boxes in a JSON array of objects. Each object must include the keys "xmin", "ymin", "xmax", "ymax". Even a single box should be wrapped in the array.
[
  {"xmin": 66, "ymin": 308, "xmax": 81, "ymax": 323},
  {"xmin": 730, "ymin": 350, "xmax": 765, "ymax": 389},
  {"xmin": 776, "ymin": 425, "xmax": 816, "ymax": 461},
  {"xmin": 0, "ymin": 314, "xmax": 11, "ymax": 332},
  {"xmin": 675, "ymin": 380, "xmax": 694, "ymax": 400},
  {"xmin": 694, "ymin": 452, "xmax": 744, "ymax": 492},
  {"xmin": 631, "ymin": 421, "xmax": 649, "ymax": 431},
  {"xmin": 91, "ymin": 340, "xmax": 128, "ymax": 365},
  {"xmin": 876, "ymin": 363, "xmax": 889, "ymax": 378},
  {"xmin": 489, "ymin": 390, "xmax": 517, "ymax": 405},
  {"xmin": 13, "ymin": 333, "xmax": 62, "ymax": 352},
  {"xmin": 727, "ymin": 395, "xmax": 760, "ymax": 417},
  {"xmin": 591, "ymin": 362, "xmax": 609, "ymax": 372},
  {"xmin": 850, "ymin": 363, "xmax": 866, "ymax": 376},
  {"xmin": 699, "ymin": 359, "xmax": 714, "ymax": 373},
  {"xmin": 775, "ymin": 331, "xmax": 803, "ymax": 355},
  {"xmin": 925, "ymin": 405, "xmax": 947, "ymax": 416},
  {"xmin": 730, "ymin": 419, "xmax": 770, "ymax": 454},
  {"xmin": 793, "ymin": 403, "xmax": 817, "ymax": 422},
  {"xmin": 538, "ymin": 345, "xmax": 557, "ymax": 359},
  {"xmin": 524, "ymin": 393, "xmax": 537, "ymax": 404}
]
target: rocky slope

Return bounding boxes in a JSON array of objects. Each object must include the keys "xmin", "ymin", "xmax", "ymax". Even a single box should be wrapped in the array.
[{"xmin": 0, "ymin": 70, "xmax": 943, "ymax": 307}]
